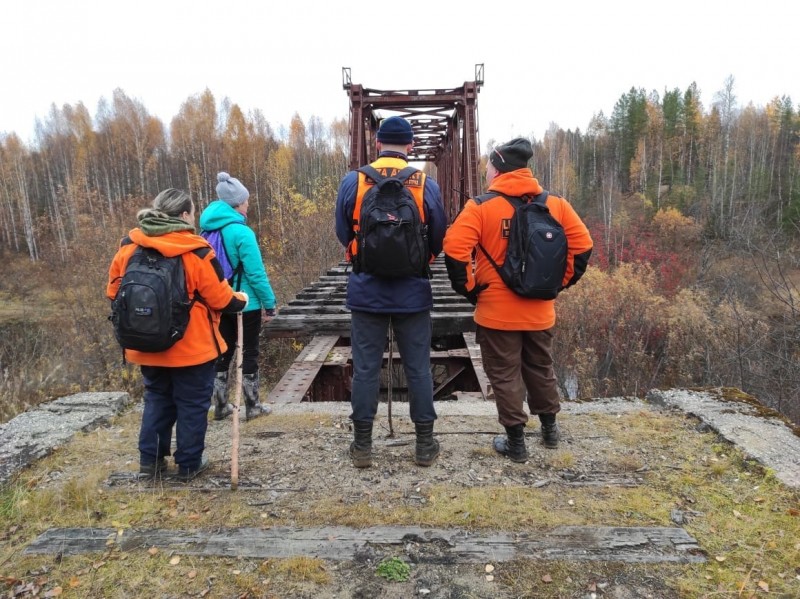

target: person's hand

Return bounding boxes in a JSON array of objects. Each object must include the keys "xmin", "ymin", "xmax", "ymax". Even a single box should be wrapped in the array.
[
  {"xmin": 262, "ymin": 307, "xmax": 277, "ymax": 323},
  {"xmin": 465, "ymin": 283, "xmax": 488, "ymax": 306},
  {"xmin": 235, "ymin": 291, "xmax": 249, "ymax": 305}
]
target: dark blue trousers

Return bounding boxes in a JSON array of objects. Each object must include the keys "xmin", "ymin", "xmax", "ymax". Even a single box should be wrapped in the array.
[
  {"xmin": 349, "ymin": 310, "xmax": 437, "ymax": 424},
  {"xmin": 139, "ymin": 360, "xmax": 215, "ymax": 471}
]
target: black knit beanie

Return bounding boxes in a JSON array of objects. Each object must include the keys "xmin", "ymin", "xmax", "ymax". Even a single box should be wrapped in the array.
[
  {"xmin": 377, "ymin": 116, "xmax": 414, "ymax": 145},
  {"xmin": 490, "ymin": 137, "xmax": 533, "ymax": 172}
]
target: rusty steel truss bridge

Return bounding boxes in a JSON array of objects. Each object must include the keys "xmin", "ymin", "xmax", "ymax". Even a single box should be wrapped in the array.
[{"xmin": 263, "ymin": 66, "xmax": 491, "ymax": 405}]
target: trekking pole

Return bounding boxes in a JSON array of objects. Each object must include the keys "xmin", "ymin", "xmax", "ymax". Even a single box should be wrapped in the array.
[
  {"xmin": 230, "ymin": 311, "xmax": 244, "ymax": 491},
  {"xmin": 386, "ymin": 319, "xmax": 395, "ymax": 437}
]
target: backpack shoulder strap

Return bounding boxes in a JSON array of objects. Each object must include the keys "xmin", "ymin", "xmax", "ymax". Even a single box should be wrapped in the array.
[
  {"xmin": 475, "ymin": 190, "xmax": 525, "ymax": 208},
  {"xmin": 531, "ymin": 189, "xmax": 550, "ymax": 206},
  {"xmin": 357, "ymin": 165, "xmax": 385, "ymax": 184},
  {"xmin": 395, "ymin": 166, "xmax": 419, "ymax": 183},
  {"xmin": 473, "ymin": 191, "xmax": 500, "ymax": 205}
]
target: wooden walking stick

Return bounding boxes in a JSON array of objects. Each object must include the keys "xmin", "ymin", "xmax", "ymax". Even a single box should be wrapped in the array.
[{"xmin": 230, "ymin": 311, "xmax": 244, "ymax": 491}]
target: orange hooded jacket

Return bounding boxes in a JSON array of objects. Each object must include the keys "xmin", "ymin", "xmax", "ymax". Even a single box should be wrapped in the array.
[
  {"xmin": 106, "ymin": 228, "xmax": 242, "ymax": 367},
  {"xmin": 443, "ymin": 168, "xmax": 593, "ymax": 331}
]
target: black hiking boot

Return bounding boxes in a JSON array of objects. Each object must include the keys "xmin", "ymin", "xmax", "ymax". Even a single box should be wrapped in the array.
[
  {"xmin": 539, "ymin": 413, "xmax": 560, "ymax": 449},
  {"xmin": 414, "ymin": 421, "xmax": 440, "ymax": 467},
  {"xmin": 139, "ymin": 457, "xmax": 168, "ymax": 478},
  {"xmin": 176, "ymin": 455, "xmax": 210, "ymax": 482},
  {"xmin": 493, "ymin": 423, "xmax": 528, "ymax": 462},
  {"xmin": 349, "ymin": 420, "xmax": 373, "ymax": 468}
]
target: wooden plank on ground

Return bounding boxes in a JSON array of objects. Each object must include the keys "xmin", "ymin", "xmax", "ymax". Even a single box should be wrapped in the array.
[
  {"xmin": 463, "ymin": 332, "xmax": 492, "ymax": 400},
  {"xmin": 266, "ymin": 336, "xmax": 339, "ymax": 403},
  {"xmin": 25, "ymin": 525, "xmax": 705, "ymax": 564}
]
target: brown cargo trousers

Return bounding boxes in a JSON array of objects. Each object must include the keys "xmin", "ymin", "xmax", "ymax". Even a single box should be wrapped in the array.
[{"xmin": 475, "ymin": 324, "xmax": 561, "ymax": 427}]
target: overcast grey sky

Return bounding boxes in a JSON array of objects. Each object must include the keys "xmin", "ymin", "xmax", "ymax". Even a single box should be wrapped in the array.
[{"xmin": 3, "ymin": 0, "xmax": 798, "ymax": 150}]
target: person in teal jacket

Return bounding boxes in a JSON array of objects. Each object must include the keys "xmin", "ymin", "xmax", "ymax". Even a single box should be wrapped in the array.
[{"xmin": 199, "ymin": 172, "xmax": 277, "ymax": 420}]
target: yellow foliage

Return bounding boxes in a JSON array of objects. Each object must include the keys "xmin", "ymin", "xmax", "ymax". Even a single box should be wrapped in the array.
[{"xmin": 652, "ymin": 207, "xmax": 701, "ymax": 244}]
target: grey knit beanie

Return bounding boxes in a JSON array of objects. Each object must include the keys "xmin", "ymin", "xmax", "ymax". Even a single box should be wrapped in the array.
[{"xmin": 216, "ymin": 172, "xmax": 249, "ymax": 206}]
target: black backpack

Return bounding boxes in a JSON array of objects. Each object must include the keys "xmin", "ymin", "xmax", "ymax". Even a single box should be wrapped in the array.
[
  {"xmin": 353, "ymin": 165, "xmax": 429, "ymax": 278},
  {"xmin": 110, "ymin": 244, "xmax": 206, "ymax": 352},
  {"xmin": 475, "ymin": 190, "xmax": 567, "ymax": 300}
]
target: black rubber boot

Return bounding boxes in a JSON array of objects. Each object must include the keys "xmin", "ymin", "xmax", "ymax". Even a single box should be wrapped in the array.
[
  {"xmin": 243, "ymin": 373, "xmax": 271, "ymax": 420},
  {"xmin": 414, "ymin": 421, "xmax": 440, "ymax": 467},
  {"xmin": 539, "ymin": 413, "xmax": 560, "ymax": 449},
  {"xmin": 493, "ymin": 423, "xmax": 528, "ymax": 462},
  {"xmin": 349, "ymin": 420, "xmax": 373, "ymax": 468},
  {"xmin": 212, "ymin": 371, "xmax": 233, "ymax": 421}
]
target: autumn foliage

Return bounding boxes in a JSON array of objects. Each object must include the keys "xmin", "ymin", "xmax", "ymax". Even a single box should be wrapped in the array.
[{"xmin": 0, "ymin": 82, "xmax": 798, "ymax": 424}]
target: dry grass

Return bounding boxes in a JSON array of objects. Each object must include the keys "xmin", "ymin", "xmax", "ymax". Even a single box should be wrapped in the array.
[{"xmin": 1, "ymin": 406, "xmax": 799, "ymax": 598}]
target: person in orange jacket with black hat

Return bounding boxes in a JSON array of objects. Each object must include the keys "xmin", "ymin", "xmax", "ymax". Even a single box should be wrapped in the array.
[{"xmin": 443, "ymin": 137, "xmax": 593, "ymax": 462}]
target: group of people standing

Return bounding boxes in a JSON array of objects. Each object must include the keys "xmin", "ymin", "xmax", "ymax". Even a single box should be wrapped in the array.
[
  {"xmin": 107, "ymin": 115, "xmax": 593, "ymax": 481},
  {"xmin": 336, "ymin": 116, "xmax": 593, "ymax": 468},
  {"xmin": 106, "ymin": 174, "xmax": 276, "ymax": 481}
]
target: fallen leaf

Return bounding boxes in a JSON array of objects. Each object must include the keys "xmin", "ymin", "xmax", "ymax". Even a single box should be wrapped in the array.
[
  {"xmin": 188, "ymin": 513, "xmax": 200, "ymax": 521},
  {"xmin": 187, "ymin": 570, "xmax": 197, "ymax": 579},
  {"xmin": 68, "ymin": 577, "xmax": 80, "ymax": 588},
  {"xmin": 232, "ymin": 569, "xmax": 241, "ymax": 575},
  {"xmin": 757, "ymin": 581, "xmax": 769, "ymax": 592},
  {"xmin": 715, "ymin": 555, "xmax": 726, "ymax": 562},
  {"xmin": 169, "ymin": 556, "xmax": 181, "ymax": 566},
  {"xmin": 148, "ymin": 547, "xmax": 159, "ymax": 556},
  {"xmin": 484, "ymin": 564, "xmax": 495, "ymax": 573},
  {"xmin": 485, "ymin": 575, "xmax": 494, "ymax": 582},
  {"xmin": 787, "ymin": 508, "xmax": 799, "ymax": 516},
  {"xmin": 43, "ymin": 587, "xmax": 62, "ymax": 597},
  {"xmin": 732, "ymin": 510, "xmax": 742, "ymax": 518},
  {"xmin": 542, "ymin": 574, "xmax": 553, "ymax": 583},
  {"xmin": 753, "ymin": 497, "xmax": 765, "ymax": 503}
]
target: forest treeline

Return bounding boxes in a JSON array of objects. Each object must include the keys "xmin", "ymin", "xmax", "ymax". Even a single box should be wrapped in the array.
[{"xmin": 0, "ymin": 79, "xmax": 798, "ymax": 424}]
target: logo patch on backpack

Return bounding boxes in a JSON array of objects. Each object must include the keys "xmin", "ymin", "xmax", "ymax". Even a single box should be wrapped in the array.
[
  {"xmin": 353, "ymin": 165, "xmax": 429, "ymax": 278},
  {"xmin": 110, "ymin": 246, "xmax": 195, "ymax": 352},
  {"xmin": 476, "ymin": 191, "xmax": 568, "ymax": 300}
]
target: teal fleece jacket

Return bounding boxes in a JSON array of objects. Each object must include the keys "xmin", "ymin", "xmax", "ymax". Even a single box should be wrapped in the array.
[{"xmin": 199, "ymin": 200, "xmax": 276, "ymax": 312}]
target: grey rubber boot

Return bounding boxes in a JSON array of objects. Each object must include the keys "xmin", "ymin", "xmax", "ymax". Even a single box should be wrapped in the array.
[
  {"xmin": 349, "ymin": 420, "xmax": 373, "ymax": 468},
  {"xmin": 493, "ymin": 423, "xmax": 528, "ymax": 462},
  {"xmin": 414, "ymin": 421, "xmax": 440, "ymax": 467},
  {"xmin": 539, "ymin": 413, "xmax": 560, "ymax": 448},
  {"xmin": 212, "ymin": 371, "xmax": 233, "ymax": 421},
  {"xmin": 243, "ymin": 372, "xmax": 271, "ymax": 420}
]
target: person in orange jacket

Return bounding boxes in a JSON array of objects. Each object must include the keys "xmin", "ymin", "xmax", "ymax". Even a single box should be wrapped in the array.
[
  {"xmin": 443, "ymin": 138, "xmax": 593, "ymax": 461},
  {"xmin": 107, "ymin": 188, "xmax": 248, "ymax": 481}
]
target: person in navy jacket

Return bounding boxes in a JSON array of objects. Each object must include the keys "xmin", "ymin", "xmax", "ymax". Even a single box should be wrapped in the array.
[{"xmin": 335, "ymin": 116, "xmax": 446, "ymax": 469}]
